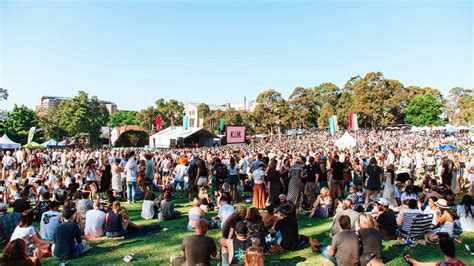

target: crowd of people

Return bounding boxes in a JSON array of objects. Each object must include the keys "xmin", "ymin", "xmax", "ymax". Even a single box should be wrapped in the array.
[{"xmin": 0, "ymin": 129, "xmax": 472, "ymax": 265}]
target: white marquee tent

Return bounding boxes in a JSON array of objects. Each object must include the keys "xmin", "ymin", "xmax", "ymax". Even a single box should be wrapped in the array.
[
  {"xmin": 0, "ymin": 134, "xmax": 21, "ymax": 149},
  {"xmin": 149, "ymin": 126, "xmax": 218, "ymax": 148},
  {"xmin": 334, "ymin": 131, "xmax": 357, "ymax": 149}
]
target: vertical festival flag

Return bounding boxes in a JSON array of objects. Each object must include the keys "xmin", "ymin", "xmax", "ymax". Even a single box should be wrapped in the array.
[
  {"xmin": 353, "ymin": 113, "xmax": 359, "ymax": 131},
  {"xmin": 219, "ymin": 118, "xmax": 225, "ymax": 133},
  {"xmin": 349, "ymin": 113, "xmax": 359, "ymax": 131},
  {"xmin": 332, "ymin": 115, "xmax": 339, "ymax": 131},
  {"xmin": 27, "ymin": 127, "xmax": 36, "ymax": 144},
  {"xmin": 329, "ymin": 117, "xmax": 335, "ymax": 136},
  {"xmin": 183, "ymin": 115, "xmax": 189, "ymax": 130},
  {"xmin": 155, "ymin": 115, "xmax": 161, "ymax": 132}
]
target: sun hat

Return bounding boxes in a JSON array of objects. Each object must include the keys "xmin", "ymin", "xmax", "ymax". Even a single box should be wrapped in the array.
[
  {"xmin": 435, "ymin": 199, "xmax": 448, "ymax": 209},
  {"xmin": 424, "ymin": 233, "xmax": 439, "ymax": 244},
  {"xmin": 376, "ymin": 198, "xmax": 390, "ymax": 207}
]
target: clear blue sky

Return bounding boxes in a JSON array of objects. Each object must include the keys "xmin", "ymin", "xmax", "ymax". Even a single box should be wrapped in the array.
[{"xmin": 1, "ymin": 0, "xmax": 472, "ymax": 111}]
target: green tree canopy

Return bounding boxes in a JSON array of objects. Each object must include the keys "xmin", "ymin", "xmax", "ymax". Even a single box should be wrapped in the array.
[
  {"xmin": 0, "ymin": 88, "xmax": 8, "ymax": 101},
  {"xmin": 405, "ymin": 93, "xmax": 445, "ymax": 126},
  {"xmin": 318, "ymin": 103, "xmax": 335, "ymax": 128},
  {"xmin": 109, "ymin": 110, "xmax": 139, "ymax": 127},
  {"xmin": 3, "ymin": 104, "xmax": 38, "ymax": 143}
]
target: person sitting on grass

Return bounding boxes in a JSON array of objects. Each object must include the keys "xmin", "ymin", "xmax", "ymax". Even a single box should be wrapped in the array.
[
  {"xmin": 187, "ymin": 198, "xmax": 205, "ymax": 231},
  {"xmin": 272, "ymin": 203, "xmax": 299, "ymax": 252},
  {"xmin": 52, "ymin": 208, "xmax": 90, "ymax": 260},
  {"xmin": 219, "ymin": 221, "xmax": 252, "ymax": 266},
  {"xmin": 105, "ymin": 201, "xmax": 125, "ymax": 238},
  {"xmin": 84, "ymin": 201, "xmax": 106, "ymax": 238},
  {"xmin": 170, "ymin": 219, "xmax": 217, "ymax": 266},
  {"xmin": 39, "ymin": 201, "xmax": 62, "ymax": 242},
  {"xmin": 244, "ymin": 246, "xmax": 265, "ymax": 266},
  {"xmin": 141, "ymin": 191, "xmax": 159, "ymax": 220},
  {"xmin": 320, "ymin": 215, "xmax": 360, "ymax": 265},
  {"xmin": 1, "ymin": 238, "xmax": 42, "ymax": 266},
  {"xmin": 212, "ymin": 194, "xmax": 234, "ymax": 229},
  {"xmin": 262, "ymin": 205, "xmax": 278, "ymax": 228},
  {"xmin": 158, "ymin": 190, "xmax": 181, "ymax": 221},
  {"xmin": 358, "ymin": 214, "xmax": 382, "ymax": 266},
  {"xmin": 10, "ymin": 210, "xmax": 51, "ymax": 250},
  {"xmin": 0, "ymin": 203, "xmax": 16, "ymax": 245},
  {"xmin": 330, "ymin": 199, "xmax": 360, "ymax": 236},
  {"xmin": 374, "ymin": 198, "xmax": 397, "ymax": 240},
  {"xmin": 404, "ymin": 235, "xmax": 466, "ymax": 266}
]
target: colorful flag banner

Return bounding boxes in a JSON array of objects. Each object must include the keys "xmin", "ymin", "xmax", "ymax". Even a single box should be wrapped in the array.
[
  {"xmin": 155, "ymin": 115, "xmax": 161, "ymax": 132},
  {"xmin": 349, "ymin": 113, "xmax": 354, "ymax": 131},
  {"xmin": 353, "ymin": 113, "xmax": 359, "ymax": 131},
  {"xmin": 27, "ymin": 127, "xmax": 36, "ymax": 144},
  {"xmin": 332, "ymin": 115, "xmax": 339, "ymax": 131},
  {"xmin": 183, "ymin": 115, "xmax": 189, "ymax": 130},
  {"xmin": 219, "ymin": 118, "xmax": 225, "ymax": 133},
  {"xmin": 329, "ymin": 117, "xmax": 335, "ymax": 136}
]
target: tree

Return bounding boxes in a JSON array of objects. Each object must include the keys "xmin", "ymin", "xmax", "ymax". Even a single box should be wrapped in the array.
[
  {"xmin": 0, "ymin": 88, "xmax": 8, "ymax": 101},
  {"xmin": 3, "ymin": 104, "xmax": 38, "ymax": 143},
  {"xmin": 335, "ymin": 90, "xmax": 354, "ymax": 127},
  {"xmin": 313, "ymin": 82, "xmax": 340, "ymax": 107},
  {"xmin": 114, "ymin": 130, "xmax": 149, "ymax": 147},
  {"xmin": 318, "ymin": 103, "xmax": 334, "ymax": 128},
  {"xmin": 55, "ymin": 91, "xmax": 109, "ymax": 144},
  {"xmin": 254, "ymin": 89, "xmax": 286, "ymax": 133},
  {"xmin": 288, "ymin": 87, "xmax": 319, "ymax": 128},
  {"xmin": 197, "ymin": 104, "xmax": 210, "ymax": 120},
  {"xmin": 155, "ymin": 98, "xmax": 184, "ymax": 128},
  {"xmin": 109, "ymin": 110, "xmax": 139, "ymax": 127},
  {"xmin": 136, "ymin": 107, "xmax": 158, "ymax": 133},
  {"xmin": 405, "ymin": 93, "xmax": 445, "ymax": 126},
  {"xmin": 446, "ymin": 87, "xmax": 473, "ymax": 125}
]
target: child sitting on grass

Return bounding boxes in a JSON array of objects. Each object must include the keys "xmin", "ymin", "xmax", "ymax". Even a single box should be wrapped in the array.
[{"xmin": 158, "ymin": 191, "xmax": 181, "ymax": 221}]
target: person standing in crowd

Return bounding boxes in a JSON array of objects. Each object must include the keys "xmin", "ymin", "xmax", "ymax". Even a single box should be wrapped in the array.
[
  {"xmin": 266, "ymin": 160, "xmax": 284, "ymax": 207},
  {"xmin": 228, "ymin": 157, "xmax": 240, "ymax": 202},
  {"xmin": 441, "ymin": 156, "xmax": 454, "ymax": 188},
  {"xmin": 100, "ymin": 158, "xmax": 112, "ymax": 192},
  {"xmin": 364, "ymin": 158, "xmax": 382, "ymax": 211},
  {"xmin": 144, "ymin": 154, "xmax": 155, "ymax": 192},
  {"xmin": 251, "ymin": 163, "xmax": 266, "ymax": 209},
  {"xmin": 303, "ymin": 156, "xmax": 317, "ymax": 204},
  {"xmin": 173, "ymin": 156, "xmax": 188, "ymax": 199},
  {"xmin": 111, "ymin": 158, "xmax": 124, "ymax": 198},
  {"xmin": 287, "ymin": 157, "xmax": 304, "ymax": 213},
  {"xmin": 125, "ymin": 151, "xmax": 138, "ymax": 204},
  {"xmin": 84, "ymin": 159, "xmax": 99, "ymax": 199},
  {"xmin": 330, "ymin": 155, "xmax": 345, "ymax": 200},
  {"xmin": 383, "ymin": 164, "xmax": 397, "ymax": 207}
]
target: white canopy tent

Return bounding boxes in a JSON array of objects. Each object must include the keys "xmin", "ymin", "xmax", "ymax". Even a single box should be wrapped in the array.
[
  {"xmin": 0, "ymin": 134, "xmax": 21, "ymax": 149},
  {"xmin": 334, "ymin": 131, "xmax": 357, "ymax": 149},
  {"xmin": 149, "ymin": 126, "xmax": 218, "ymax": 148}
]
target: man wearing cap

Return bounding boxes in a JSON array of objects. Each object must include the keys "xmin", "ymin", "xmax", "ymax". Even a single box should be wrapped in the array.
[
  {"xmin": 219, "ymin": 221, "xmax": 252, "ymax": 265},
  {"xmin": 374, "ymin": 198, "xmax": 397, "ymax": 240},
  {"xmin": 0, "ymin": 203, "xmax": 16, "ymax": 245}
]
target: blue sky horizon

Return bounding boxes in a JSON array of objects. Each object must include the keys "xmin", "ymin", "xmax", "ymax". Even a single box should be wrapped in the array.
[{"xmin": 1, "ymin": 0, "xmax": 472, "ymax": 111}]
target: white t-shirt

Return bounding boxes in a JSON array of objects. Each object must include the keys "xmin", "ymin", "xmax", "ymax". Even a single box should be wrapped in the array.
[
  {"xmin": 174, "ymin": 164, "xmax": 188, "ymax": 182},
  {"xmin": 84, "ymin": 209, "xmax": 106, "ymax": 238},
  {"xmin": 40, "ymin": 210, "xmax": 62, "ymax": 241},
  {"xmin": 141, "ymin": 200, "xmax": 157, "ymax": 220},
  {"xmin": 10, "ymin": 226, "xmax": 36, "ymax": 245},
  {"xmin": 239, "ymin": 159, "xmax": 248, "ymax": 175},
  {"xmin": 161, "ymin": 160, "xmax": 171, "ymax": 172},
  {"xmin": 218, "ymin": 203, "xmax": 235, "ymax": 225},
  {"xmin": 252, "ymin": 169, "xmax": 265, "ymax": 184}
]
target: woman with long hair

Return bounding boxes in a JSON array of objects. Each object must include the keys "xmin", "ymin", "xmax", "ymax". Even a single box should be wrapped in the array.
[
  {"xmin": 1, "ymin": 238, "xmax": 41, "ymax": 266},
  {"xmin": 287, "ymin": 156, "xmax": 304, "ymax": 212},
  {"xmin": 111, "ymin": 158, "xmax": 124, "ymax": 199},
  {"xmin": 227, "ymin": 157, "xmax": 240, "ymax": 202},
  {"xmin": 10, "ymin": 210, "xmax": 51, "ymax": 250},
  {"xmin": 244, "ymin": 246, "xmax": 264, "ymax": 266},
  {"xmin": 310, "ymin": 187, "xmax": 333, "ymax": 218},
  {"xmin": 457, "ymin": 195, "xmax": 473, "ymax": 232},
  {"xmin": 383, "ymin": 164, "xmax": 397, "ymax": 207},
  {"xmin": 84, "ymin": 159, "xmax": 99, "ymax": 199},
  {"xmin": 364, "ymin": 157, "xmax": 382, "ymax": 210},
  {"xmin": 266, "ymin": 160, "xmax": 284, "ymax": 206}
]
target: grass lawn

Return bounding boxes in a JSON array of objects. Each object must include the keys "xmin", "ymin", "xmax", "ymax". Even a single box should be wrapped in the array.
[{"xmin": 4, "ymin": 199, "xmax": 474, "ymax": 266}]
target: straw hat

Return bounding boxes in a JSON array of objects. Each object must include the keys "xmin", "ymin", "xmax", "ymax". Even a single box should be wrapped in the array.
[
  {"xmin": 435, "ymin": 199, "xmax": 448, "ymax": 209},
  {"xmin": 424, "ymin": 233, "xmax": 439, "ymax": 244}
]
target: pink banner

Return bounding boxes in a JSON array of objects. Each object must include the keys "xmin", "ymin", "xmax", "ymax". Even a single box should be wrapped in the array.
[
  {"xmin": 156, "ymin": 115, "xmax": 161, "ymax": 132},
  {"xmin": 226, "ymin": 126, "xmax": 246, "ymax": 144}
]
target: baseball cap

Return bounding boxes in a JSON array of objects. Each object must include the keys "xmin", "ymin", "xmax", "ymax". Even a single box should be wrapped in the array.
[{"xmin": 376, "ymin": 198, "xmax": 390, "ymax": 207}]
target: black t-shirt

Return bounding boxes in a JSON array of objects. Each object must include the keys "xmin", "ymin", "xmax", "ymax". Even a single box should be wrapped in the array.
[
  {"xmin": 231, "ymin": 238, "xmax": 252, "ymax": 264},
  {"xmin": 181, "ymin": 234, "xmax": 217, "ymax": 266},
  {"xmin": 53, "ymin": 222, "xmax": 82, "ymax": 259},
  {"xmin": 376, "ymin": 210, "xmax": 397, "ymax": 240},
  {"xmin": 318, "ymin": 162, "xmax": 328, "ymax": 182},
  {"xmin": 304, "ymin": 164, "xmax": 317, "ymax": 183},
  {"xmin": 222, "ymin": 213, "xmax": 242, "ymax": 238},
  {"xmin": 442, "ymin": 160, "xmax": 454, "ymax": 179},
  {"xmin": 331, "ymin": 161, "xmax": 345, "ymax": 180},
  {"xmin": 274, "ymin": 216, "xmax": 299, "ymax": 251},
  {"xmin": 358, "ymin": 228, "xmax": 382, "ymax": 256},
  {"xmin": 13, "ymin": 198, "xmax": 30, "ymax": 213}
]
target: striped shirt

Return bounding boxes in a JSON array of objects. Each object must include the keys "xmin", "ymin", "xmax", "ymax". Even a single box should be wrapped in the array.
[{"xmin": 401, "ymin": 209, "xmax": 423, "ymax": 233}]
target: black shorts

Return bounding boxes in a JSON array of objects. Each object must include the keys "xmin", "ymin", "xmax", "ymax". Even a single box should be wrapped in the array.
[{"xmin": 239, "ymin": 174, "xmax": 247, "ymax": 181}]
